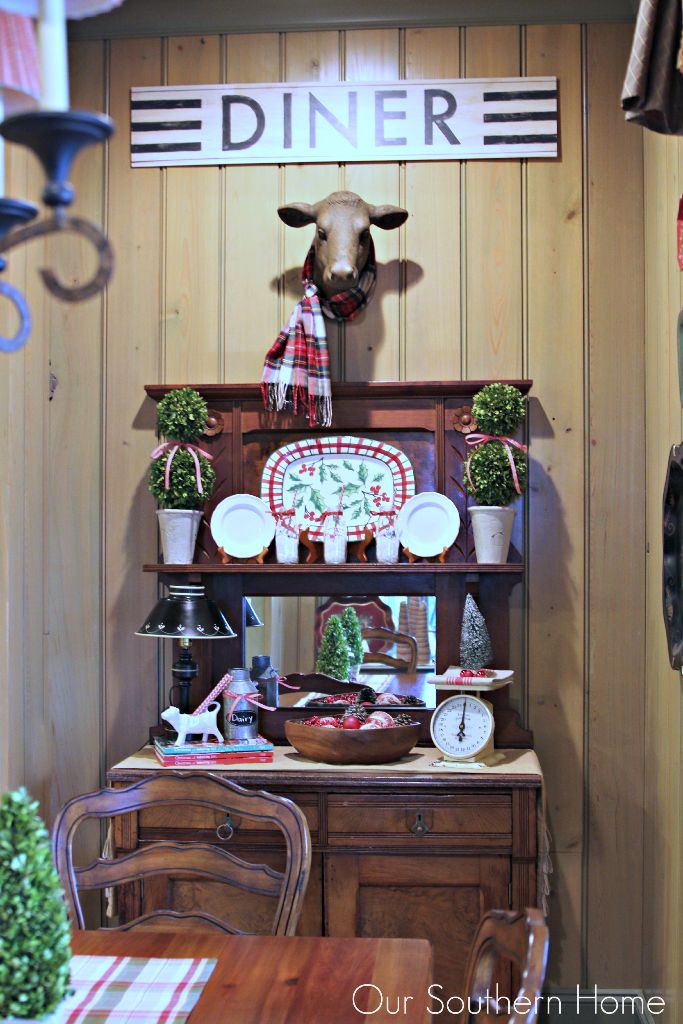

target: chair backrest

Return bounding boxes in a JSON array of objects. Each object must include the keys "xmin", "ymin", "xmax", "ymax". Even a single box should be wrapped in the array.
[
  {"xmin": 315, "ymin": 596, "xmax": 395, "ymax": 653},
  {"xmin": 361, "ymin": 626, "xmax": 418, "ymax": 673},
  {"xmin": 460, "ymin": 908, "xmax": 549, "ymax": 1024},
  {"xmin": 52, "ymin": 772, "xmax": 311, "ymax": 936}
]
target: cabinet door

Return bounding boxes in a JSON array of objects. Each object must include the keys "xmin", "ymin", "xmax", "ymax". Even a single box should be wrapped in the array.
[{"xmin": 325, "ymin": 853, "xmax": 509, "ymax": 1017}]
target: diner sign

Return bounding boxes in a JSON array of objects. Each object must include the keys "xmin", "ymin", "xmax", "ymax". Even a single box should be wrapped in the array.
[{"xmin": 130, "ymin": 77, "xmax": 558, "ymax": 166}]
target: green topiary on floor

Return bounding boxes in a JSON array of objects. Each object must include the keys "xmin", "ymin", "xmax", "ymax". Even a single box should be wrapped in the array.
[{"xmin": 0, "ymin": 789, "xmax": 72, "ymax": 1020}]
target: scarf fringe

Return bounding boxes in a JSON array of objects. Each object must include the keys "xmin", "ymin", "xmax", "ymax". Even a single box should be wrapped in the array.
[{"xmin": 262, "ymin": 382, "xmax": 332, "ymax": 428}]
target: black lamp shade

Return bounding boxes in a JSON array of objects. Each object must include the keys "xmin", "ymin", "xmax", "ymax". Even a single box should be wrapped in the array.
[
  {"xmin": 136, "ymin": 584, "xmax": 236, "ymax": 639},
  {"xmin": 244, "ymin": 597, "xmax": 264, "ymax": 628}
]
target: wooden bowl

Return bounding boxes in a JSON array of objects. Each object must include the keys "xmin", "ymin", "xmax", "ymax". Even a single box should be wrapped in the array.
[{"xmin": 284, "ymin": 719, "xmax": 421, "ymax": 765}]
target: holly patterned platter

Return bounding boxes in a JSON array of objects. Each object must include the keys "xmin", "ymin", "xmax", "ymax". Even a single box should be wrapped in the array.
[{"xmin": 261, "ymin": 435, "xmax": 415, "ymax": 541}]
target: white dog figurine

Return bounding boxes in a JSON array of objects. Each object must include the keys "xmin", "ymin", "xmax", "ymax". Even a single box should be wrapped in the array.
[{"xmin": 161, "ymin": 702, "xmax": 224, "ymax": 746}]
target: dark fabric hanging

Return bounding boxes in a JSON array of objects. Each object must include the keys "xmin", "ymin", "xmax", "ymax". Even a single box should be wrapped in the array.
[{"xmin": 622, "ymin": 0, "xmax": 683, "ymax": 134}]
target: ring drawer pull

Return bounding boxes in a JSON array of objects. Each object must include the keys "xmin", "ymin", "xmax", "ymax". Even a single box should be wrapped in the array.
[
  {"xmin": 409, "ymin": 812, "xmax": 431, "ymax": 837},
  {"xmin": 216, "ymin": 813, "xmax": 239, "ymax": 841}
]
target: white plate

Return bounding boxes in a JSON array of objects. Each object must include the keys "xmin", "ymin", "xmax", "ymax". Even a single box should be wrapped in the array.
[
  {"xmin": 210, "ymin": 494, "xmax": 275, "ymax": 558},
  {"xmin": 395, "ymin": 492, "xmax": 460, "ymax": 557}
]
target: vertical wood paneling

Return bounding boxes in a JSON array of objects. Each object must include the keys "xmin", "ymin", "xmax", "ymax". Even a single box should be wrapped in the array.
[
  {"xmin": 344, "ymin": 30, "xmax": 401, "ymax": 382},
  {"xmin": 165, "ymin": 36, "xmax": 222, "ymax": 383},
  {"xmin": 283, "ymin": 32, "xmax": 342, "ymax": 378},
  {"xmin": 404, "ymin": 28, "xmax": 461, "ymax": 380},
  {"xmin": 525, "ymin": 24, "xmax": 585, "ymax": 988},
  {"xmin": 643, "ymin": 128, "xmax": 683, "ymax": 1022},
  {"xmin": 104, "ymin": 38, "xmax": 163, "ymax": 771},
  {"xmin": 0, "ymin": 143, "xmax": 31, "ymax": 794},
  {"xmin": 42, "ymin": 41, "xmax": 106, "ymax": 824},
  {"xmin": 463, "ymin": 26, "xmax": 523, "ymax": 379},
  {"xmin": 224, "ymin": 34, "xmax": 281, "ymax": 382},
  {"xmin": 585, "ymin": 23, "xmax": 645, "ymax": 986},
  {"xmin": 4, "ymin": 22, "xmax": 663, "ymax": 995}
]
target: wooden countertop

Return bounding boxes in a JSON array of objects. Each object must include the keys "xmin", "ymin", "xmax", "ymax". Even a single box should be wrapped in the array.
[{"xmin": 109, "ymin": 745, "xmax": 542, "ymax": 788}]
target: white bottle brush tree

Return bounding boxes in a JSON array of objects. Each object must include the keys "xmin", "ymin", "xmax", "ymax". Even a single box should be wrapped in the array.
[{"xmin": 460, "ymin": 593, "xmax": 493, "ymax": 670}]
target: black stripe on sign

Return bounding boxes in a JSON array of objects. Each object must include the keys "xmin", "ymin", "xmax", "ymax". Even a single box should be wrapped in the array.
[
  {"xmin": 483, "ymin": 111, "xmax": 557, "ymax": 123},
  {"xmin": 131, "ymin": 120, "xmax": 202, "ymax": 132},
  {"xmin": 131, "ymin": 99, "xmax": 202, "ymax": 109},
  {"xmin": 483, "ymin": 89, "xmax": 557, "ymax": 101},
  {"xmin": 131, "ymin": 142, "xmax": 202, "ymax": 153},
  {"xmin": 484, "ymin": 133, "xmax": 557, "ymax": 145}
]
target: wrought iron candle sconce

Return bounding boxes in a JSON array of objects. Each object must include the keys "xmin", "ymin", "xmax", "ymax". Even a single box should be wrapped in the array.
[{"xmin": 0, "ymin": 108, "xmax": 114, "ymax": 353}]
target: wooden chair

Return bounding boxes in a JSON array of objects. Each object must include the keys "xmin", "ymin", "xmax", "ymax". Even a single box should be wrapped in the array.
[
  {"xmin": 361, "ymin": 626, "xmax": 418, "ymax": 673},
  {"xmin": 52, "ymin": 772, "xmax": 312, "ymax": 936},
  {"xmin": 459, "ymin": 908, "xmax": 549, "ymax": 1023}
]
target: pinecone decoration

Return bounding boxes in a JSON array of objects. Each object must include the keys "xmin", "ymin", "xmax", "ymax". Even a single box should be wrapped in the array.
[
  {"xmin": 394, "ymin": 712, "xmax": 414, "ymax": 726},
  {"xmin": 403, "ymin": 695, "xmax": 422, "ymax": 706},
  {"xmin": 459, "ymin": 593, "xmax": 493, "ymax": 670},
  {"xmin": 358, "ymin": 686, "xmax": 377, "ymax": 704},
  {"xmin": 343, "ymin": 703, "xmax": 368, "ymax": 722}
]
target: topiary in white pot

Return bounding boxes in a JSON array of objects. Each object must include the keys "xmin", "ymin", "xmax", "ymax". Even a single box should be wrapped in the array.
[
  {"xmin": 0, "ymin": 789, "xmax": 71, "ymax": 1023},
  {"xmin": 149, "ymin": 387, "xmax": 217, "ymax": 564},
  {"xmin": 465, "ymin": 384, "xmax": 527, "ymax": 564}
]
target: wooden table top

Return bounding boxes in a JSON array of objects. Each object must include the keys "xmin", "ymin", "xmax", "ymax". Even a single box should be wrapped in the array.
[{"xmin": 72, "ymin": 930, "xmax": 433, "ymax": 1024}]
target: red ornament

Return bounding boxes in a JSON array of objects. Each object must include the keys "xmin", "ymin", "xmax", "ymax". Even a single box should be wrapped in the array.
[{"xmin": 342, "ymin": 715, "xmax": 363, "ymax": 729}]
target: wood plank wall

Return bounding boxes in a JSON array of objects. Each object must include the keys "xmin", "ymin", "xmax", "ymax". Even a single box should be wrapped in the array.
[
  {"xmin": 643, "ymin": 130, "xmax": 683, "ymax": 1022},
  {"xmin": 0, "ymin": 22, "xmax": 651, "ymax": 992}
]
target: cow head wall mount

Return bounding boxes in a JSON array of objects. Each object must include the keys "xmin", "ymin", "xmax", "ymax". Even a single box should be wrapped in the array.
[{"xmin": 278, "ymin": 190, "xmax": 408, "ymax": 299}]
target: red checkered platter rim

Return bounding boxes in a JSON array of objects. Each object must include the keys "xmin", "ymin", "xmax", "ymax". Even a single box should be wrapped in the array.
[{"xmin": 261, "ymin": 435, "xmax": 415, "ymax": 542}]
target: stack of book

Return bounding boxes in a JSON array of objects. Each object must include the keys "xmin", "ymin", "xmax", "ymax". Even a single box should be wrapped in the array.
[{"xmin": 153, "ymin": 735, "xmax": 274, "ymax": 767}]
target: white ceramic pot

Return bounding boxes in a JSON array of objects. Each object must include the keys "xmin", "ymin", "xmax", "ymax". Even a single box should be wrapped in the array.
[
  {"xmin": 469, "ymin": 506, "xmax": 515, "ymax": 564},
  {"xmin": 157, "ymin": 509, "xmax": 202, "ymax": 564}
]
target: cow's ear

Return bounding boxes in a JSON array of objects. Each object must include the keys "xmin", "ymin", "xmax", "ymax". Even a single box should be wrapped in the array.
[
  {"xmin": 369, "ymin": 205, "xmax": 408, "ymax": 230},
  {"xmin": 278, "ymin": 202, "xmax": 317, "ymax": 227}
]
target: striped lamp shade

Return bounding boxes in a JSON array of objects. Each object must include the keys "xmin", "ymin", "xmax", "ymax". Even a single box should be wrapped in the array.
[{"xmin": 0, "ymin": 12, "xmax": 39, "ymax": 114}]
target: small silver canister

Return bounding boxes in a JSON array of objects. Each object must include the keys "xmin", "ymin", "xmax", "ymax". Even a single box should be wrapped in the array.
[{"xmin": 224, "ymin": 667, "xmax": 258, "ymax": 740}]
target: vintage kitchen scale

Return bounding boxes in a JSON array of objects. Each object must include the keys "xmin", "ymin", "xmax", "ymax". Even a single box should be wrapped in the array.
[{"xmin": 430, "ymin": 668, "xmax": 515, "ymax": 768}]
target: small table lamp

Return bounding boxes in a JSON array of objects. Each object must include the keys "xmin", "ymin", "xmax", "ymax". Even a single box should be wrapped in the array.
[
  {"xmin": 244, "ymin": 597, "xmax": 264, "ymax": 629},
  {"xmin": 136, "ymin": 584, "xmax": 236, "ymax": 714}
]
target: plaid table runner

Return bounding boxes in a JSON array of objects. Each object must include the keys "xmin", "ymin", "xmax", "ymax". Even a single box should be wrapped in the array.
[{"xmin": 60, "ymin": 955, "xmax": 216, "ymax": 1023}]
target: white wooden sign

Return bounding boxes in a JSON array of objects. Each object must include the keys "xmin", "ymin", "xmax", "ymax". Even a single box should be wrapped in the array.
[{"xmin": 130, "ymin": 77, "xmax": 558, "ymax": 167}]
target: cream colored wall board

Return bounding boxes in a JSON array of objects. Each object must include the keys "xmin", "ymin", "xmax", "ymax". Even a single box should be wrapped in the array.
[
  {"xmin": 0, "ymin": 145, "xmax": 31, "ymax": 794},
  {"xmin": 224, "ymin": 34, "xmax": 281, "ymax": 382},
  {"xmin": 585, "ymin": 23, "xmax": 645, "ymax": 987},
  {"xmin": 283, "ymin": 32, "xmax": 343, "ymax": 379},
  {"xmin": 643, "ymin": 128, "xmax": 683, "ymax": 1021},
  {"xmin": 165, "ymin": 36, "xmax": 222, "ymax": 383},
  {"xmin": 344, "ymin": 30, "xmax": 402, "ymax": 382},
  {"xmin": 404, "ymin": 27, "xmax": 461, "ymax": 381},
  {"xmin": 104, "ymin": 38, "xmax": 164, "ymax": 771},
  {"xmin": 525, "ymin": 24, "xmax": 585, "ymax": 988},
  {"xmin": 463, "ymin": 25, "xmax": 522, "ymax": 380}
]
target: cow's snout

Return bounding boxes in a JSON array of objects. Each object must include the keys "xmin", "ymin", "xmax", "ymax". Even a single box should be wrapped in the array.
[{"xmin": 327, "ymin": 261, "xmax": 358, "ymax": 285}]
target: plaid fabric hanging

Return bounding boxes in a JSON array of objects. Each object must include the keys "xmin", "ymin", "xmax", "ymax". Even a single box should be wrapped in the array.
[{"xmin": 261, "ymin": 240, "xmax": 377, "ymax": 428}]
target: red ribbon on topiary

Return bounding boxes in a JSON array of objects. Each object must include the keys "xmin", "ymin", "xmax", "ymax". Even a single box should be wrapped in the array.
[
  {"xmin": 150, "ymin": 441, "xmax": 213, "ymax": 494},
  {"xmin": 465, "ymin": 434, "xmax": 527, "ymax": 496}
]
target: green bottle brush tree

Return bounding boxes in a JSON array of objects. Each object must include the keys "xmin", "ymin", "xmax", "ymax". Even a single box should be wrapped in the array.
[{"xmin": 316, "ymin": 615, "xmax": 351, "ymax": 681}]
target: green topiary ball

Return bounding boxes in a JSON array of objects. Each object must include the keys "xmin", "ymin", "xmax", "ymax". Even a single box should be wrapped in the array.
[
  {"xmin": 472, "ymin": 383, "xmax": 525, "ymax": 437},
  {"xmin": 465, "ymin": 441, "xmax": 527, "ymax": 507},
  {"xmin": 150, "ymin": 449, "xmax": 216, "ymax": 510},
  {"xmin": 156, "ymin": 387, "xmax": 208, "ymax": 443},
  {"xmin": 0, "ymin": 789, "xmax": 71, "ymax": 1021}
]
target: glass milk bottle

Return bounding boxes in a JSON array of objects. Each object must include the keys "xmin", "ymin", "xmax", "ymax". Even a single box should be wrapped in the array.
[
  {"xmin": 224, "ymin": 667, "xmax": 258, "ymax": 741},
  {"xmin": 375, "ymin": 523, "xmax": 399, "ymax": 563},
  {"xmin": 323, "ymin": 510, "xmax": 347, "ymax": 564},
  {"xmin": 275, "ymin": 515, "xmax": 299, "ymax": 564}
]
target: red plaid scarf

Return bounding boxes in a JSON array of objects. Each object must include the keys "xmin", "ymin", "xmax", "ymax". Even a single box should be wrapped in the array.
[{"xmin": 261, "ymin": 240, "xmax": 377, "ymax": 427}]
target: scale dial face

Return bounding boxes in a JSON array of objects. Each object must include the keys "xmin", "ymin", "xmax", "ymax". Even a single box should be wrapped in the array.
[{"xmin": 430, "ymin": 694, "xmax": 494, "ymax": 760}]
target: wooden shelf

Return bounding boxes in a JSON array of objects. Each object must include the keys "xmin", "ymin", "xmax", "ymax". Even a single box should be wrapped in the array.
[{"xmin": 144, "ymin": 562, "xmax": 525, "ymax": 574}]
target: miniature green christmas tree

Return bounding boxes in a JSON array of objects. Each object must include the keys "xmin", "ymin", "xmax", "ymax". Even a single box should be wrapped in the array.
[
  {"xmin": 0, "ymin": 789, "xmax": 72, "ymax": 1021},
  {"xmin": 316, "ymin": 615, "xmax": 351, "ymax": 680},
  {"xmin": 460, "ymin": 594, "xmax": 493, "ymax": 670},
  {"xmin": 341, "ymin": 607, "xmax": 364, "ymax": 668}
]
